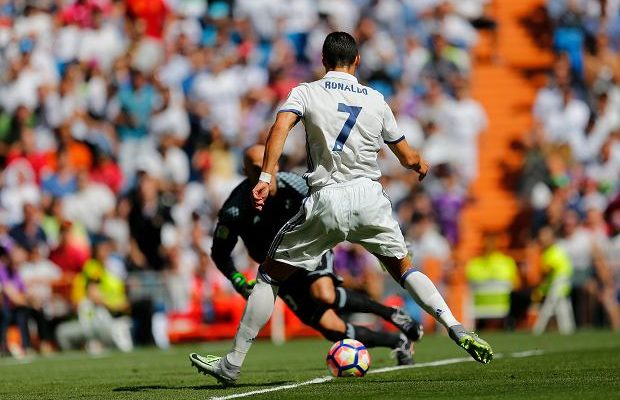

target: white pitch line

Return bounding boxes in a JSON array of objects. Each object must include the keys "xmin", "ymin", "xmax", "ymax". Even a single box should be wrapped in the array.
[
  {"xmin": 369, "ymin": 356, "xmax": 472, "ymax": 374},
  {"xmin": 208, "ymin": 350, "xmax": 544, "ymax": 400},
  {"xmin": 209, "ymin": 376, "xmax": 334, "ymax": 400},
  {"xmin": 510, "ymin": 350, "xmax": 544, "ymax": 358}
]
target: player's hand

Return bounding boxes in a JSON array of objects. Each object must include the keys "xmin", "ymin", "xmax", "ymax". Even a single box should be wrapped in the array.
[
  {"xmin": 252, "ymin": 181, "xmax": 270, "ymax": 211},
  {"xmin": 414, "ymin": 159, "xmax": 429, "ymax": 181}
]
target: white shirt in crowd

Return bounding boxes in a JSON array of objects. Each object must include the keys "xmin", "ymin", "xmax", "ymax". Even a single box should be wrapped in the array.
[
  {"xmin": 78, "ymin": 23, "xmax": 127, "ymax": 72},
  {"xmin": 557, "ymin": 228, "xmax": 595, "ymax": 274},
  {"xmin": 63, "ymin": 183, "xmax": 116, "ymax": 233},
  {"xmin": 191, "ymin": 69, "xmax": 244, "ymax": 141},
  {"xmin": 150, "ymin": 106, "xmax": 191, "ymax": 143},
  {"xmin": 408, "ymin": 226, "xmax": 451, "ymax": 267},
  {"xmin": 234, "ymin": 0, "xmax": 286, "ymax": 40},
  {"xmin": 19, "ymin": 260, "xmax": 62, "ymax": 312},
  {"xmin": 450, "ymin": 96, "xmax": 487, "ymax": 180},
  {"xmin": 318, "ymin": 0, "xmax": 360, "ymax": 33}
]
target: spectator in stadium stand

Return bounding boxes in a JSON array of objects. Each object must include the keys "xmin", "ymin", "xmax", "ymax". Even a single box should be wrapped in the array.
[
  {"xmin": 18, "ymin": 244, "xmax": 62, "ymax": 355},
  {"xmin": 1, "ymin": 160, "xmax": 41, "ymax": 225},
  {"xmin": 532, "ymin": 226, "xmax": 575, "ymax": 335},
  {"xmin": 0, "ymin": 243, "xmax": 30, "ymax": 358},
  {"xmin": 56, "ymin": 249, "xmax": 132, "ymax": 353},
  {"xmin": 603, "ymin": 206, "xmax": 620, "ymax": 320},
  {"xmin": 53, "ymin": 123, "xmax": 93, "ymax": 172},
  {"xmin": 333, "ymin": 243, "xmax": 384, "ymax": 302},
  {"xmin": 62, "ymin": 170, "xmax": 116, "ymax": 234},
  {"xmin": 450, "ymin": 76, "xmax": 487, "ymax": 182},
  {"xmin": 157, "ymin": 130, "xmax": 191, "ymax": 190},
  {"xmin": 89, "ymin": 147, "xmax": 124, "ymax": 196},
  {"xmin": 41, "ymin": 151, "xmax": 78, "ymax": 198},
  {"xmin": 127, "ymin": 162, "xmax": 174, "ymax": 271},
  {"xmin": 584, "ymin": 31, "xmax": 620, "ymax": 88},
  {"xmin": 407, "ymin": 212, "xmax": 452, "ymax": 270},
  {"xmin": 420, "ymin": 33, "xmax": 469, "ymax": 88},
  {"xmin": 557, "ymin": 209, "xmax": 609, "ymax": 327},
  {"xmin": 49, "ymin": 221, "xmax": 89, "ymax": 275},
  {"xmin": 126, "ymin": 0, "xmax": 169, "ymax": 40},
  {"xmin": 41, "ymin": 197, "xmax": 88, "ymax": 249},
  {"xmin": 430, "ymin": 165, "xmax": 466, "ymax": 245},
  {"xmin": 5, "ymin": 126, "xmax": 51, "ymax": 183},
  {"xmin": 149, "ymin": 84, "xmax": 191, "ymax": 148},
  {"xmin": 9, "ymin": 202, "xmax": 48, "ymax": 253},
  {"xmin": 466, "ymin": 231, "xmax": 520, "ymax": 329}
]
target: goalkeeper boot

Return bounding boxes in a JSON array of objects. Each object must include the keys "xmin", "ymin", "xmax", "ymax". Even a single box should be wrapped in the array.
[
  {"xmin": 189, "ymin": 353, "xmax": 239, "ymax": 385},
  {"xmin": 448, "ymin": 325, "xmax": 493, "ymax": 364},
  {"xmin": 391, "ymin": 334, "xmax": 414, "ymax": 366},
  {"xmin": 390, "ymin": 307, "xmax": 424, "ymax": 341}
]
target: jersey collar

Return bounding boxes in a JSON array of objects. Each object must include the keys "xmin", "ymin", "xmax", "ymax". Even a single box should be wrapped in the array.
[{"xmin": 324, "ymin": 71, "xmax": 358, "ymax": 83}]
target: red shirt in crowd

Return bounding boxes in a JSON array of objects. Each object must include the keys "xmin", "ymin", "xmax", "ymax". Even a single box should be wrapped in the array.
[
  {"xmin": 90, "ymin": 160, "xmax": 124, "ymax": 194},
  {"xmin": 49, "ymin": 243, "xmax": 90, "ymax": 274},
  {"xmin": 126, "ymin": 0, "xmax": 168, "ymax": 39}
]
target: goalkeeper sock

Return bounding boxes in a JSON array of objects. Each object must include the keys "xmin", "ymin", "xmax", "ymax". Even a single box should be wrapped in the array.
[
  {"xmin": 335, "ymin": 287, "xmax": 394, "ymax": 320},
  {"xmin": 400, "ymin": 268, "xmax": 460, "ymax": 329},
  {"xmin": 226, "ymin": 276, "xmax": 278, "ymax": 367}
]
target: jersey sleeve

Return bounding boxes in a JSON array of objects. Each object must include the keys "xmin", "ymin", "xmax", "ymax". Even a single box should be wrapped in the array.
[
  {"xmin": 211, "ymin": 206, "xmax": 241, "ymax": 279},
  {"xmin": 278, "ymin": 85, "xmax": 307, "ymax": 117},
  {"xmin": 381, "ymin": 101, "xmax": 405, "ymax": 144}
]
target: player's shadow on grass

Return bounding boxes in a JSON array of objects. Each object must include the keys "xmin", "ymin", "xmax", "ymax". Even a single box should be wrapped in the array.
[{"xmin": 113, "ymin": 381, "xmax": 290, "ymax": 392}]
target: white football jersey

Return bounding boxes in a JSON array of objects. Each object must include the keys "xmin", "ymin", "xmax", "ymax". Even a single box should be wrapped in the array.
[{"xmin": 279, "ymin": 71, "xmax": 404, "ymax": 187}]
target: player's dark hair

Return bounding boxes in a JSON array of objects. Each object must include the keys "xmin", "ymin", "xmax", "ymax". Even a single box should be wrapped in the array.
[{"xmin": 322, "ymin": 32, "xmax": 358, "ymax": 69}]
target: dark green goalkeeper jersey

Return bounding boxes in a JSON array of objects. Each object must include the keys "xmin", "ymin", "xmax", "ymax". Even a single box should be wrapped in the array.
[{"xmin": 211, "ymin": 172, "xmax": 309, "ymax": 277}]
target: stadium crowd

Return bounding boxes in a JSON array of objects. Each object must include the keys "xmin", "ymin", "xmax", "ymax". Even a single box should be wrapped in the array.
[
  {"xmin": 0, "ymin": 0, "xmax": 615, "ymax": 359},
  {"xmin": 509, "ymin": 0, "xmax": 620, "ymax": 331}
]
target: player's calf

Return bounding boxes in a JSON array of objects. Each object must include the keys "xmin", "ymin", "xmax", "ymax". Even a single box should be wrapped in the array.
[{"xmin": 309, "ymin": 276, "xmax": 337, "ymax": 306}]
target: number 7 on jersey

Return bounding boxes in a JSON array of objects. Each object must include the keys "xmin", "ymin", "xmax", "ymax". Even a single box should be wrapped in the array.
[{"xmin": 333, "ymin": 103, "xmax": 362, "ymax": 151}]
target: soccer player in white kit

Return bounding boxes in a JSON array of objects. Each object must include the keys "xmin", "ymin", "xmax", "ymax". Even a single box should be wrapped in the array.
[{"xmin": 189, "ymin": 32, "xmax": 493, "ymax": 385}]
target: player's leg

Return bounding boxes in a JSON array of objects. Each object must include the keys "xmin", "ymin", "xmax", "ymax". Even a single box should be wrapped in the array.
[
  {"xmin": 374, "ymin": 253, "xmax": 493, "ymax": 364},
  {"xmin": 333, "ymin": 286, "xmax": 423, "ymax": 341},
  {"xmin": 190, "ymin": 261, "xmax": 296, "ymax": 384},
  {"xmin": 308, "ymin": 252, "xmax": 423, "ymax": 341},
  {"xmin": 350, "ymin": 180, "xmax": 492, "ymax": 364},
  {"xmin": 311, "ymin": 276, "xmax": 422, "ymax": 341},
  {"xmin": 314, "ymin": 309, "xmax": 413, "ymax": 365},
  {"xmin": 190, "ymin": 261, "xmax": 293, "ymax": 383},
  {"xmin": 191, "ymin": 193, "xmax": 345, "ymax": 383}
]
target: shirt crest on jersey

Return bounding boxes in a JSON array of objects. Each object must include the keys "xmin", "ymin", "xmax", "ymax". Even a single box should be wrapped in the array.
[
  {"xmin": 215, "ymin": 225, "xmax": 230, "ymax": 240},
  {"xmin": 324, "ymin": 81, "xmax": 368, "ymax": 94}
]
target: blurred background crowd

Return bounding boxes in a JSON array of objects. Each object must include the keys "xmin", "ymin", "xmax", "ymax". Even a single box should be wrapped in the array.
[{"xmin": 0, "ymin": 0, "xmax": 618, "ymax": 359}]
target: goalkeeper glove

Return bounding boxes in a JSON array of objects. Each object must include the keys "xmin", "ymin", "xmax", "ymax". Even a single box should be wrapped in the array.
[{"xmin": 231, "ymin": 272, "xmax": 255, "ymax": 299}]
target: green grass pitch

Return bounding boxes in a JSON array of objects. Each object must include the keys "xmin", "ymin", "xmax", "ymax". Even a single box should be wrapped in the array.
[{"xmin": 1, "ymin": 330, "xmax": 618, "ymax": 399}]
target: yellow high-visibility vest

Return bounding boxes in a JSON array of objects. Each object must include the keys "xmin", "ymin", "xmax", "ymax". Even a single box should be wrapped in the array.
[
  {"xmin": 539, "ymin": 245, "xmax": 572, "ymax": 297},
  {"xmin": 466, "ymin": 252, "xmax": 519, "ymax": 318}
]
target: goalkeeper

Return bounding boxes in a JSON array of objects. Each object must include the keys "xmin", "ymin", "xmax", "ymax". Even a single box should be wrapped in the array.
[{"xmin": 206, "ymin": 145, "xmax": 422, "ymax": 365}]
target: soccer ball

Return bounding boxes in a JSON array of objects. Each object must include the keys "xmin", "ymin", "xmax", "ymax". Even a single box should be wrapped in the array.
[{"xmin": 326, "ymin": 339, "xmax": 371, "ymax": 377}]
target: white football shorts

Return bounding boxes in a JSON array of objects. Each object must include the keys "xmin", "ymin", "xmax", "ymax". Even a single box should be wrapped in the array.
[{"xmin": 268, "ymin": 177, "xmax": 408, "ymax": 271}]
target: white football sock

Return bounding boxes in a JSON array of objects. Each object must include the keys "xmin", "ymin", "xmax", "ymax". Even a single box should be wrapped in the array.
[
  {"xmin": 401, "ymin": 269, "xmax": 460, "ymax": 329},
  {"xmin": 226, "ymin": 277, "xmax": 279, "ymax": 367}
]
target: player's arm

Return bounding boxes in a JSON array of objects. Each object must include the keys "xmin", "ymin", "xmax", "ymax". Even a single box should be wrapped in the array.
[
  {"xmin": 381, "ymin": 99, "xmax": 429, "ymax": 181},
  {"xmin": 211, "ymin": 220, "xmax": 254, "ymax": 299},
  {"xmin": 387, "ymin": 139, "xmax": 429, "ymax": 181},
  {"xmin": 252, "ymin": 111, "xmax": 300, "ymax": 210}
]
